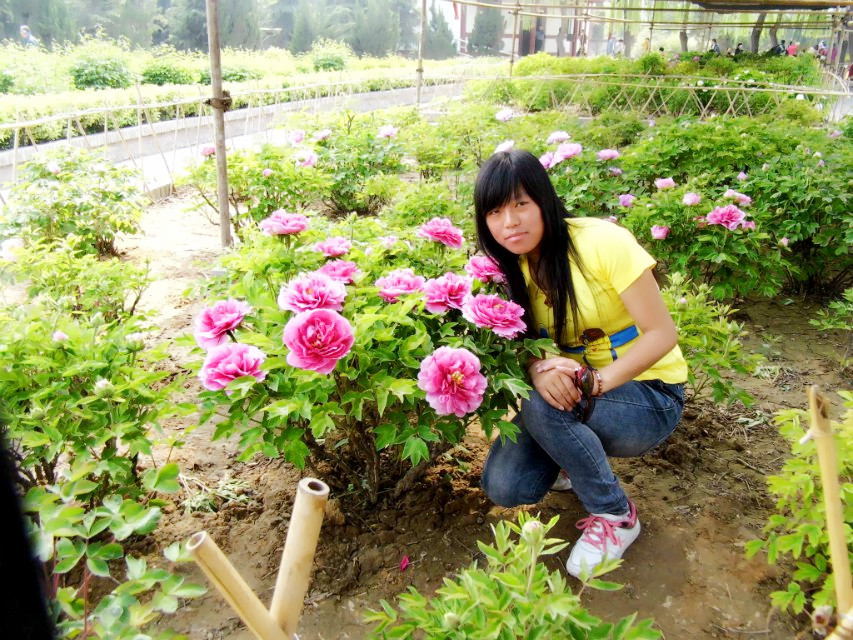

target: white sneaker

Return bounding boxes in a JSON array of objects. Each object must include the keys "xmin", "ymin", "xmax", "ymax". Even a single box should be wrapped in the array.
[
  {"xmin": 550, "ymin": 469, "xmax": 573, "ymax": 492},
  {"xmin": 566, "ymin": 499, "xmax": 640, "ymax": 578}
]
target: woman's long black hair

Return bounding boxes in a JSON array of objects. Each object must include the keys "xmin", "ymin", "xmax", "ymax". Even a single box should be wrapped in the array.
[{"xmin": 473, "ymin": 149, "xmax": 584, "ymax": 343}]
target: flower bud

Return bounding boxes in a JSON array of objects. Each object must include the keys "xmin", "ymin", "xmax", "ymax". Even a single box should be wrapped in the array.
[
  {"xmin": 91, "ymin": 312, "xmax": 104, "ymax": 327},
  {"xmin": 521, "ymin": 519, "xmax": 544, "ymax": 545},
  {"xmin": 778, "ymin": 237, "xmax": 790, "ymax": 248},
  {"xmin": 52, "ymin": 330, "xmax": 69, "ymax": 343},
  {"xmin": 126, "ymin": 332, "xmax": 145, "ymax": 351},
  {"xmin": 442, "ymin": 612, "xmax": 461, "ymax": 630},
  {"xmin": 94, "ymin": 378, "xmax": 115, "ymax": 398},
  {"xmin": 677, "ymin": 297, "xmax": 688, "ymax": 309}
]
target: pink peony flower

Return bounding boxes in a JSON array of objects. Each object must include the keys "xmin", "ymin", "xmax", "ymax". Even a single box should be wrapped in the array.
[
  {"xmin": 379, "ymin": 235, "xmax": 398, "ymax": 249},
  {"xmin": 462, "ymin": 294, "xmax": 526, "ymax": 339},
  {"xmin": 283, "ymin": 309, "xmax": 354, "ymax": 375},
  {"xmin": 262, "ymin": 168, "xmax": 273, "ymax": 177},
  {"xmin": 199, "ymin": 343, "xmax": 267, "ymax": 391},
  {"xmin": 259, "ymin": 210, "xmax": 309, "ymax": 236},
  {"xmin": 314, "ymin": 236, "xmax": 352, "ymax": 257},
  {"xmin": 539, "ymin": 151, "xmax": 556, "ymax": 169},
  {"xmin": 1, "ymin": 237, "xmax": 24, "ymax": 262},
  {"xmin": 52, "ymin": 330, "xmax": 69, "ymax": 343},
  {"xmin": 465, "ymin": 255, "xmax": 506, "ymax": 284},
  {"xmin": 378, "ymin": 124, "xmax": 399, "ymax": 139},
  {"xmin": 417, "ymin": 347, "xmax": 488, "ymax": 417},
  {"xmin": 596, "ymin": 149, "xmax": 620, "ymax": 161},
  {"xmin": 295, "ymin": 150, "xmax": 318, "ymax": 168},
  {"xmin": 736, "ymin": 171, "xmax": 748, "ymax": 182},
  {"xmin": 706, "ymin": 204, "xmax": 747, "ymax": 230},
  {"xmin": 618, "ymin": 194, "xmax": 636, "ymax": 207},
  {"xmin": 46, "ymin": 161, "xmax": 61, "ymax": 175},
  {"xmin": 609, "ymin": 167, "xmax": 623, "ymax": 176},
  {"xmin": 278, "ymin": 272, "xmax": 347, "ymax": 313},
  {"xmin": 495, "ymin": 108, "xmax": 513, "ymax": 122},
  {"xmin": 723, "ymin": 189, "xmax": 752, "ymax": 206},
  {"xmin": 314, "ymin": 128, "xmax": 332, "ymax": 141},
  {"xmin": 779, "ymin": 237, "xmax": 790, "ymax": 247},
  {"xmin": 651, "ymin": 225, "xmax": 670, "ymax": 240},
  {"xmin": 194, "ymin": 299, "xmax": 252, "ymax": 349},
  {"xmin": 546, "ymin": 130, "xmax": 570, "ymax": 144},
  {"xmin": 418, "ymin": 217, "xmax": 465, "ymax": 249},
  {"xmin": 682, "ymin": 192, "xmax": 701, "ymax": 206},
  {"xmin": 317, "ymin": 259, "xmax": 359, "ymax": 284},
  {"xmin": 742, "ymin": 220, "xmax": 756, "ymax": 230},
  {"xmin": 828, "ymin": 129, "xmax": 842, "ymax": 139},
  {"xmin": 495, "ymin": 140, "xmax": 514, "ymax": 154},
  {"xmin": 554, "ymin": 142, "xmax": 583, "ymax": 162},
  {"xmin": 654, "ymin": 177, "xmax": 676, "ymax": 190},
  {"xmin": 423, "ymin": 272, "xmax": 472, "ymax": 313},
  {"xmin": 375, "ymin": 268, "xmax": 425, "ymax": 303},
  {"xmin": 288, "ymin": 129, "xmax": 305, "ymax": 144},
  {"xmin": 201, "ymin": 145, "xmax": 216, "ymax": 157}
]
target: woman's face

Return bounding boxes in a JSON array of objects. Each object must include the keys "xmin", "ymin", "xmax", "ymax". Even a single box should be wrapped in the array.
[{"xmin": 484, "ymin": 188, "xmax": 544, "ymax": 260}]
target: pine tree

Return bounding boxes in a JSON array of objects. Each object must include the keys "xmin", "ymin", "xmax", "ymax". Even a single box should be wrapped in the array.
[
  {"xmin": 468, "ymin": 2, "xmax": 504, "ymax": 56},
  {"xmin": 167, "ymin": 0, "xmax": 207, "ymax": 50},
  {"xmin": 350, "ymin": 0, "xmax": 399, "ymax": 57},
  {"xmin": 425, "ymin": 1, "xmax": 455, "ymax": 60},
  {"xmin": 267, "ymin": 0, "xmax": 299, "ymax": 48},
  {"xmin": 167, "ymin": 0, "xmax": 262, "ymax": 51},
  {"xmin": 220, "ymin": 0, "xmax": 262, "ymax": 49},
  {"xmin": 391, "ymin": 0, "xmax": 418, "ymax": 53},
  {"xmin": 289, "ymin": 0, "xmax": 315, "ymax": 53},
  {"xmin": 113, "ymin": 0, "xmax": 157, "ymax": 47}
]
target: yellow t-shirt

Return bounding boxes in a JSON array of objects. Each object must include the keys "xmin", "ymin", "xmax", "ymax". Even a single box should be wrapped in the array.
[{"xmin": 520, "ymin": 217, "xmax": 688, "ymax": 384}]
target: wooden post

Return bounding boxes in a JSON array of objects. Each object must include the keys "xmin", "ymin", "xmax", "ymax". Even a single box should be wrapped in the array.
[
  {"xmin": 807, "ymin": 386, "xmax": 853, "ymax": 615},
  {"xmin": 205, "ymin": 0, "xmax": 233, "ymax": 248},
  {"xmin": 269, "ymin": 478, "xmax": 330, "ymax": 636},
  {"xmin": 509, "ymin": 3, "xmax": 520, "ymax": 77},
  {"xmin": 416, "ymin": 0, "xmax": 426, "ymax": 106}
]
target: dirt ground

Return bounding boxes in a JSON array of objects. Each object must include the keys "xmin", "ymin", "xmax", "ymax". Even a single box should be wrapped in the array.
[{"xmin": 120, "ymin": 189, "xmax": 851, "ymax": 640}]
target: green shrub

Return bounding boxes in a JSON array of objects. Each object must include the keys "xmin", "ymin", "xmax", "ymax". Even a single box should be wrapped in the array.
[
  {"xmin": 704, "ymin": 56, "xmax": 736, "ymax": 77},
  {"xmin": 141, "ymin": 60, "xmax": 195, "ymax": 86},
  {"xmin": 311, "ymin": 39, "xmax": 351, "ymax": 72},
  {"xmin": 1, "ymin": 147, "xmax": 146, "ymax": 255},
  {"xmin": 637, "ymin": 53, "xmax": 666, "ymax": 75},
  {"xmin": 773, "ymin": 98, "xmax": 822, "ymax": 126},
  {"xmin": 70, "ymin": 56, "xmax": 133, "ymax": 90},
  {"xmin": 366, "ymin": 513, "xmax": 661, "ymax": 638},
  {"xmin": 579, "ymin": 110, "xmax": 647, "ymax": 148},
  {"xmin": 0, "ymin": 69, "xmax": 13, "ymax": 93},
  {"xmin": 746, "ymin": 392, "xmax": 853, "ymax": 615},
  {"xmin": 199, "ymin": 66, "xmax": 262, "ymax": 84}
]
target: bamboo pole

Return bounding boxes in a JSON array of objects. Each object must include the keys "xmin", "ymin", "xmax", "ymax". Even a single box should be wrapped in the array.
[
  {"xmin": 827, "ymin": 605, "xmax": 853, "ymax": 639},
  {"xmin": 205, "ymin": 0, "xmax": 233, "ymax": 248},
  {"xmin": 187, "ymin": 532, "xmax": 290, "ymax": 640},
  {"xmin": 417, "ymin": 0, "xmax": 427, "ymax": 106},
  {"xmin": 269, "ymin": 478, "xmax": 330, "ymax": 637},
  {"xmin": 807, "ymin": 386, "xmax": 853, "ymax": 615}
]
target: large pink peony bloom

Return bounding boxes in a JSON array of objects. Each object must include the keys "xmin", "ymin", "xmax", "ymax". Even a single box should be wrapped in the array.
[
  {"xmin": 295, "ymin": 150, "xmax": 318, "ymax": 168},
  {"xmin": 654, "ymin": 177, "xmax": 676, "ymax": 190},
  {"xmin": 554, "ymin": 142, "xmax": 583, "ymax": 162},
  {"xmin": 283, "ymin": 309, "xmax": 354, "ymax": 375},
  {"xmin": 378, "ymin": 124, "xmax": 399, "ymax": 139},
  {"xmin": 417, "ymin": 347, "xmax": 488, "ymax": 417},
  {"xmin": 651, "ymin": 225, "xmax": 671, "ymax": 240},
  {"xmin": 462, "ymin": 294, "xmax": 526, "ymax": 339},
  {"xmin": 706, "ymin": 204, "xmax": 747, "ymax": 230},
  {"xmin": 288, "ymin": 129, "xmax": 306, "ymax": 144},
  {"xmin": 199, "ymin": 343, "xmax": 267, "ymax": 391},
  {"xmin": 317, "ymin": 259, "xmax": 359, "ymax": 284},
  {"xmin": 618, "ymin": 194, "xmax": 636, "ymax": 208},
  {"xmin": 194, "ymin": 299, "xmax": 252, "ymax": 349},
  {"xmin": 201, "ymin": 145, "xmax": 216, "ymax": 157},
  {"xmin": 597, "ymin": 149, "xmax": 620, "ymax": 161},
  {"xmin": 278, "ymin": 272, "xmax": 347, "ymax": 313},
  {"xmin": 314, "ymin": 236, "xmax": 352, "ymax": 257},
  {"xmin": 259, "ymin": 210, "xmax": 309, "ymax": 236},
  {"xmin": 418, "ymin": 217, "xmax": 465, "ymax": 249},
  {"xmin": 423, "ymin": 272, "xmax": 472, "ymax": 313},
  {"xmin": 465, "ymin": 255, "xmax": 506, "ymax": 284},
  {"xmin": 682, "ymin": 192, "xmax": 701, "ymax": 206},
  {"xmin": 375, "ymin": 268, "xmax": 425, "ymax": 303},
  {"xmin": 539, "ymin": 152, "xmax": 556, "ymax": 169},
  {"xmin": 546, "ymin": 130, "xmax": 570, "ymax": 144}
]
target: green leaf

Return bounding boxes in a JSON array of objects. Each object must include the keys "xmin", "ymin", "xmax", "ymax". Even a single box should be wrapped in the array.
[
  {"xmin": 142, "ymin": 463, "xmax": 181, "ymax": 494},
  {"xmin": 401, "ymin": 437, "xmax": 429, "ymax": 466}
]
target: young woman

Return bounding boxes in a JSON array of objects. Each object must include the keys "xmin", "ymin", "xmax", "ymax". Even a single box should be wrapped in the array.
[{"xmin": 474, "ymin": 149, "xmax": 687, "ymax": 577}]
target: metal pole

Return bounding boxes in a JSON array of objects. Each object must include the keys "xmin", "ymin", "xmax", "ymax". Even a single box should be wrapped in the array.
[
  {"xmin": 417, "ymin": 0, "xmax": 427, "ymax": 106},
  {"xmin": 205, "ymin": 0, "xmax": 233, "ymax": 249},
  {"xmin": 510, "ymin": 3, "xmax": 520, "ymax": 76}
]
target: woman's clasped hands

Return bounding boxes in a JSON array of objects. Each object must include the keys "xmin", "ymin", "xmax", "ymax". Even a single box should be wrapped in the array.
[{"xmin": 528, "ymin": 356, "xmax": 586, "ymax": 412}]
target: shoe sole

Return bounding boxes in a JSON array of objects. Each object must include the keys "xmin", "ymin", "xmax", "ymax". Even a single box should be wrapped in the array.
[{"xmin": 565, "ymin": 521, "xmax": 641, "ymax": 578}]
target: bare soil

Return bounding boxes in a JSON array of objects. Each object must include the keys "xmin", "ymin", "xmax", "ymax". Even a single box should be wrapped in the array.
[{"xmin": 121, "ymin": 189, "xmax": 851, "ymax": 640}]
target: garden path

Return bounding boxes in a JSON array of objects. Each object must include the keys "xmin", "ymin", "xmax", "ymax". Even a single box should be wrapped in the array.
[{"xmin": 122, "ymin": 189, "xmax": 850, "ymax": 640}]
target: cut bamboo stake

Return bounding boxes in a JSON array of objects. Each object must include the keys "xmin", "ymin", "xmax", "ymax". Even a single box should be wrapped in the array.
[
  {"xmin": 806, "ymin": 386, "xmax": 853, "ymax": 615},
  {"xmin": 187, "ymin": 531, "xmax": 290, "ymax": 640},
  {"xmin": 269, "ymin": 477, "xmax": 330, "ymax": 637}
]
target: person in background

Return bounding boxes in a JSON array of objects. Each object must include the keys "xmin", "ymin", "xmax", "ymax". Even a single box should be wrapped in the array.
[
  {"xmin": 658, "ymin": 46, "xmax": 666, "ymax": 60},
  {"xmin": 535, "ymin": 24, "xmax": 545, "ymax": 54},
  {"xmin": 19, "ymin": 25, "xmax": 39, "ymax": 47},
  {"xmin": 725, "ymin": 46, "xmax": 734, "ymax": 56},
  {"xmin": 710, "ymin": 38, "xmax": 721, "ymax": 54},
  {"xmin": 614, "ymin": 37, "xmax": 625, "ymax": 57},
  {"xmin": 474, "ymin": 149, "xmax": 687, "ymax": 578},
  {"xmin": 734, "ymin": 42, "xmax": 745, "ymax": 56},
  {"xmin": 787, "ymin": 41, "xmax": 799, "ymax": 56},
  {"xmin": 606, "ymin": 33, "xmax": 616, "ymax": 56}
]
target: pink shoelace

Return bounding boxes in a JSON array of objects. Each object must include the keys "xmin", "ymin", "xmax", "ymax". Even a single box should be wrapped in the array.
[{"xmin": 574, "ymin": 515, "xmax": 622, "ymax": 551}]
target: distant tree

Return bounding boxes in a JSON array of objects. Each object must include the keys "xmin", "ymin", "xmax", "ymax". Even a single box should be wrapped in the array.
[
  {"xmin": 289, "ymin": 0, "xmax": 315, "ymax": 53},
  {"xmin": 267, "ymin": 0, "xmax": 299, "ymax": 48},
  {"xmin": 289, "ymin": 0, "xmax": 353, "ymax": 54},
  {"xmin": 425, "ymin": 0, "xmax": 455, "ymax": 59},
  {"xmin": 468, "ymin": 2, "xmax": 504, "ymax": 56},
  {"xmin": 391, "ymin": 0, "xmax": 418, "ymax": 53},
  {"xmin": 220, "ymin": 0, "xmax": 262, "ymax": 49},
  {"xmin": 350, "ymin": 0, "xmax": 398, "ymax": 57},
  {"xmin": 11, "ymin": 0, "xmax": 75, "ymax": 45},
  {"xmin": 113, "ymin": 0, "xmax": 157, "ymax": 47},
  {"xmin": 168, "ymin": 0, "xmax": 261, "ymax": 51},
  {"xmin": 167, "ymin": 0, "xmax": 206, "ymax": 50}
]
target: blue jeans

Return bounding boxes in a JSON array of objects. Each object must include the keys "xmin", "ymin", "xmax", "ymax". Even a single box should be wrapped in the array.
[{"xmin": 481, "ymin": 380, "xmax": 684, "ymax": 515}]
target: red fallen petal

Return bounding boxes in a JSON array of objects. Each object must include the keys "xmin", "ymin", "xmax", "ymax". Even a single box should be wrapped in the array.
[{"xmin": 400, "ymin": 555, "xmax": 411, "ymax": 571}]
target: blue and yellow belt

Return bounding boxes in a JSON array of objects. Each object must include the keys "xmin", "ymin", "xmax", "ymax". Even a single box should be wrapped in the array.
[{"xmin": 558, "ymin": 325, "xmax": 639, "ymax": 362}]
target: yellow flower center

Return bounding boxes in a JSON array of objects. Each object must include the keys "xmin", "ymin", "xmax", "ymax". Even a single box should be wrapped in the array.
[{"xmin": 450, "ymin": 371, "xmax": 465, "ymax": 386}]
